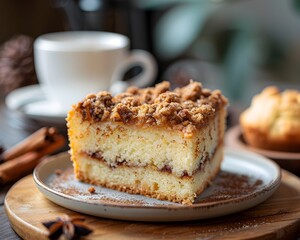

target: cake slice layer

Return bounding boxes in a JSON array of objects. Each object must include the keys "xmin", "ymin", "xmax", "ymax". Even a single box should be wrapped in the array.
[{"xmin": 73, "ymin": 145, "xmax": 223, "ymax": 204}]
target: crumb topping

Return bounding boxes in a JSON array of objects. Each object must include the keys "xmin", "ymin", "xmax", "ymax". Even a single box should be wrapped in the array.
[
  {"xmin": 74, "ymin": 80, "xmax": 227, "ymax": 133},
  {"xmin": 88, "ymin": 186, "xmax": 96, "ymax": 194}
]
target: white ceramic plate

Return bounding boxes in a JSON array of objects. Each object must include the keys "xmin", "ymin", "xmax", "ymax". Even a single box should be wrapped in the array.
[
  {"xmin": 5, "ymin": 84, "xmax": 66, "ymax": 124},
  {"xmin": 33, "ymin": 148, "xmax": 281, "ymax": 222}
]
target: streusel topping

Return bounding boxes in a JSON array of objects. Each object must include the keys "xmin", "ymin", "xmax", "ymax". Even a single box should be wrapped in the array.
[{"xmin": 75, "ymin": 81, "xmax": 227, "ymax": 133}]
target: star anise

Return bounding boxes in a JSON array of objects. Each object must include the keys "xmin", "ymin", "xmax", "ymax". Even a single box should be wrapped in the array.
[{"xmin": 42, "ymin": 215, "xmax": 93, "ymax": 240}]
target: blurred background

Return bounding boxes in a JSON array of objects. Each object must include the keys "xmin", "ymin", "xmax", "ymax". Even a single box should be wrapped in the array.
[
  {"xmin": 0, "ymin": 0, "xmax": 300, "ymax": 108},
  {"xmin": 1, "ymin": 2, "xmax": 300, "ymax": 237}
]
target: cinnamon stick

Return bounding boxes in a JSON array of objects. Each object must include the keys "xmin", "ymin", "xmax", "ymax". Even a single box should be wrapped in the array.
[
  {"xmin": 1, "ymin": 127, "xmax": 58, "ymax": 162},
  {"xmin": 0, "ymin": 134, "xmax": 65, "ymax": 185},
  {"xmin": 0, "ymin": 152, "xmax": 40, "ymax": 185}
]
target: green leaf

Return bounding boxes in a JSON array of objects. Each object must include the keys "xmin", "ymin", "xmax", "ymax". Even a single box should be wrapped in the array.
[
  {"xmin": 294, "ymin": 0, "xmax": 300, "ymax": 13},
  {"xmin": 154, "ymin": 2, "xmax": 221, "ymax": 59}
]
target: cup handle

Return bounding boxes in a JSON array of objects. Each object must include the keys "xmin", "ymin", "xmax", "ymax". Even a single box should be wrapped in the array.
[{"xmin": 110, "ymin": 50, "xmax": 157, "ymax": 94}]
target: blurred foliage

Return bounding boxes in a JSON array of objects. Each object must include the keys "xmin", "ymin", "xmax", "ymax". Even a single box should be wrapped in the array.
[
  {"xmin": 154, "ymin": 3, "xmax": 220, "ymax": 60},
  {"xmin": 137, "ymin": 0, "xmax": 300, "ymax": 103},
  {"xmin": 294, "ymin": 0, "xmax": 300, "ymax": 12}
]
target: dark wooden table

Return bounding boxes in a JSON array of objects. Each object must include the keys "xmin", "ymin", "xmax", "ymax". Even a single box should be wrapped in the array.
[{"xmin": 0, "ymin": 99, "xmax": 27, "ymax": 240}]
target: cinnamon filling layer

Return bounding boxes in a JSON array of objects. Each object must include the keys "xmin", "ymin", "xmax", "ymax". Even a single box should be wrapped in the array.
[{"xmin": 82, "ymin": 146, "xmax": 219, "ymax": 178}]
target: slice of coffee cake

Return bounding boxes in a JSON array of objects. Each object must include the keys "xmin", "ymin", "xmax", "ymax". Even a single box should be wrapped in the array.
[{"xmin": 67, "ymin": 81, "xmax": 227, "ymax": 204}]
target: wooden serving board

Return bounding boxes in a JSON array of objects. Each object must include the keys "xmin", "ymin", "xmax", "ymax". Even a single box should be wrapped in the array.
[{"xmin": 4, "ymin": 170, "xmax": 300, "ymax": 240}]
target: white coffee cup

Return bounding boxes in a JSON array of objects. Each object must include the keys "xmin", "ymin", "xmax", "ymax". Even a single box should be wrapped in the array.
[{"xmin": 34, "ymin": 31, "xmax": 157, "ymax": 112}]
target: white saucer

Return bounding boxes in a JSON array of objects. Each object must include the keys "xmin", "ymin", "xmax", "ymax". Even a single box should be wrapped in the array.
[{"xmin": 5, "ymin": 85, "xmax": 67, "ymax": 124}]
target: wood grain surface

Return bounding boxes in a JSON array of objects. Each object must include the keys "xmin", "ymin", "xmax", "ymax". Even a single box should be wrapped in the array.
[{"xmin": 4, "ymin": 170, "xmax": 300, "ymax": 240}]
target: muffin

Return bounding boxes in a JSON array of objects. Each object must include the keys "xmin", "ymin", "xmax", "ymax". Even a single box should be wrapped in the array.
[{"xmin": 240, "ymin": 86, "xmax": 300, "ymax": 152}]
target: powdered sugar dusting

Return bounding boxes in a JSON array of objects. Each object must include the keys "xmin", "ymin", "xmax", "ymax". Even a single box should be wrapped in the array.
[
  {"xmin": 47, "ymin": 168, "xmax": 176, "ymax": 206},
  {"xmin": 46, "ymin": 167, "xmax": 263, "ymax": 207}
]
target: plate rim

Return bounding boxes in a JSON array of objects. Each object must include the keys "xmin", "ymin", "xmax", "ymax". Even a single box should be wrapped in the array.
[
  {"xmin": 33, "ymin": 148, "xmax": 281, "ymax": 211},
  {"xmin": 226, "ymin": 125, "xmax": 300, "ymax": 160}
]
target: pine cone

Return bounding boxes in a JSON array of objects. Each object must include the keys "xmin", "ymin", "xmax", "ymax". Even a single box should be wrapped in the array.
[{"xmin": 0, "ymin": 35, "xmax": 38, "ymax": 95}]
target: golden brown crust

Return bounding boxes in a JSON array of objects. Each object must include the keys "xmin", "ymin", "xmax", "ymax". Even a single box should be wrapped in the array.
[
  {"xmin": 73, "ymin": 80, "xmax": 227, "ymax": 133},
  {"xmin": 240, "ymin": 86, "xmax": 300, "ymax": 152}
]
